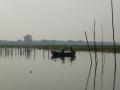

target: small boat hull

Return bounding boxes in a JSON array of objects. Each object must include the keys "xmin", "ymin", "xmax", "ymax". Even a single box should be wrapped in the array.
[{"xmin": 51, "ymin": 50, "xmax": 76, "ymax": 57}]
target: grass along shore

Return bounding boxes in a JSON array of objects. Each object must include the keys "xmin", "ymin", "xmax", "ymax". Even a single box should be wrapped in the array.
[{"xmin": 0, "ymin": 45, "xmax": 120, "ymax": 53}]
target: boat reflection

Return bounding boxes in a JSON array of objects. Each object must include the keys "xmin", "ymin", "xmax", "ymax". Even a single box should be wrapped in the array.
[{"xmin": 51, "ymin": 56, "xmax": 76, "ymax": 64}]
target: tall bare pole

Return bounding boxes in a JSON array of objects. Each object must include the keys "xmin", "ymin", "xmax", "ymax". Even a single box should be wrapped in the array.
[
  {"xmin": 101, "ymin": 23, "xmax": 104, "ymax": 90},
  {"xmin": 84, "ymin": 31, "xmax": 93, "ymax": 90},
  {"xmin": 93, "ymin": 20, "xmax": 98, "ymax": 90},
  {"xmin": 111, "ymin": 0, "xmax": 116, "ymax": 90}
]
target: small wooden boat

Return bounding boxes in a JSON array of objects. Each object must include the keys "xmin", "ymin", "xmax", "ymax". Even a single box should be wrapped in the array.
[{"xmin": 51, "ymin": 50, "xmax": 76, "ymax": 57}]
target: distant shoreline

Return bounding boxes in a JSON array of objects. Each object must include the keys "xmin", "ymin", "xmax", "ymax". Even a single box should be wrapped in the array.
[{"xmin": 0, "ymin": 45, "xmax": 120, "ymax": 53}]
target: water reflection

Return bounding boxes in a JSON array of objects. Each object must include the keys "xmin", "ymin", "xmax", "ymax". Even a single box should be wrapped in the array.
[
  {"xmin": 101, "ymin": 53, "xmax": 106, "ymax": 90},
  {"xmin": 0, "ymin": 48, "xmax": 119, "ymax": 90},
  {"xmin": 51, "ymin": 56, "xmax": 76, "ymax": 64},
  {"xmin": 0, "ymin": 48, "xmax": 76, "ymax": 64},
  {"xmin": 0, "ymin": 47, "xmax": 34, "ymax": 59}
]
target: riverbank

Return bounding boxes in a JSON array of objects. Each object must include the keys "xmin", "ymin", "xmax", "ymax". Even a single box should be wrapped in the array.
[{"xmin": 0, "ymin": 45, "xmax": 120, "ymax": 53}]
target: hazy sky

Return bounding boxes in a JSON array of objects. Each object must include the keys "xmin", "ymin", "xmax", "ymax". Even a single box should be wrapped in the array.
[{"xmin": 0, "ymin": 0, "xmax": 120, "ymax": 41}]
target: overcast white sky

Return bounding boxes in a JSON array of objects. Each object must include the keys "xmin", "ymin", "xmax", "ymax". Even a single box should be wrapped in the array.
[{"xmin": 0, "ymin": 0, "xmax": 120, "ymax": 41}]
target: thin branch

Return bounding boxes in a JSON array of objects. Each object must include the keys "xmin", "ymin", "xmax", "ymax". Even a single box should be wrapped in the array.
[
  {"xmin": 111, "ymin": 0, "xmax": 117, "ymax": 90},
  {"xmin": 84, "ymin": 31, "xmax": 93, "ymax": 90},
  {"xmin": 93, "ymin": 20, "xmax": 98, "ymax": 90}
]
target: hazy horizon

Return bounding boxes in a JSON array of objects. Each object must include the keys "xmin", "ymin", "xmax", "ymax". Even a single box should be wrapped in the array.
[{"xmin": 0, "ymin": 0, "xmax": 120, "ymax": 42}]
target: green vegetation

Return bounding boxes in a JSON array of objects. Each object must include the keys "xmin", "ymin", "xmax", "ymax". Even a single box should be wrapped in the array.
[{"xmin": 0, "ymin": 45, "xmax": 120, "ymax": 52}]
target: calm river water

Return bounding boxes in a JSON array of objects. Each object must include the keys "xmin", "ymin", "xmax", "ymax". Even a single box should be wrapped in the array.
[{"xmin": 0, "ymin": 48, "xmax": 120, "ymax": 90}]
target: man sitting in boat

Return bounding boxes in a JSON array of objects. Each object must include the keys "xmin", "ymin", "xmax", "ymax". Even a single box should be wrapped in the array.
[
  {"xmin": 70, "ymin": 47, "xmax": 74, "ymax": 52},
  {"xmin": 61, "ymin": 47, "xmax": 74, "ymax": 53},
  {"xmin": 61, "ymin": 48, "xmax": 65, "ymax": 53}
]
